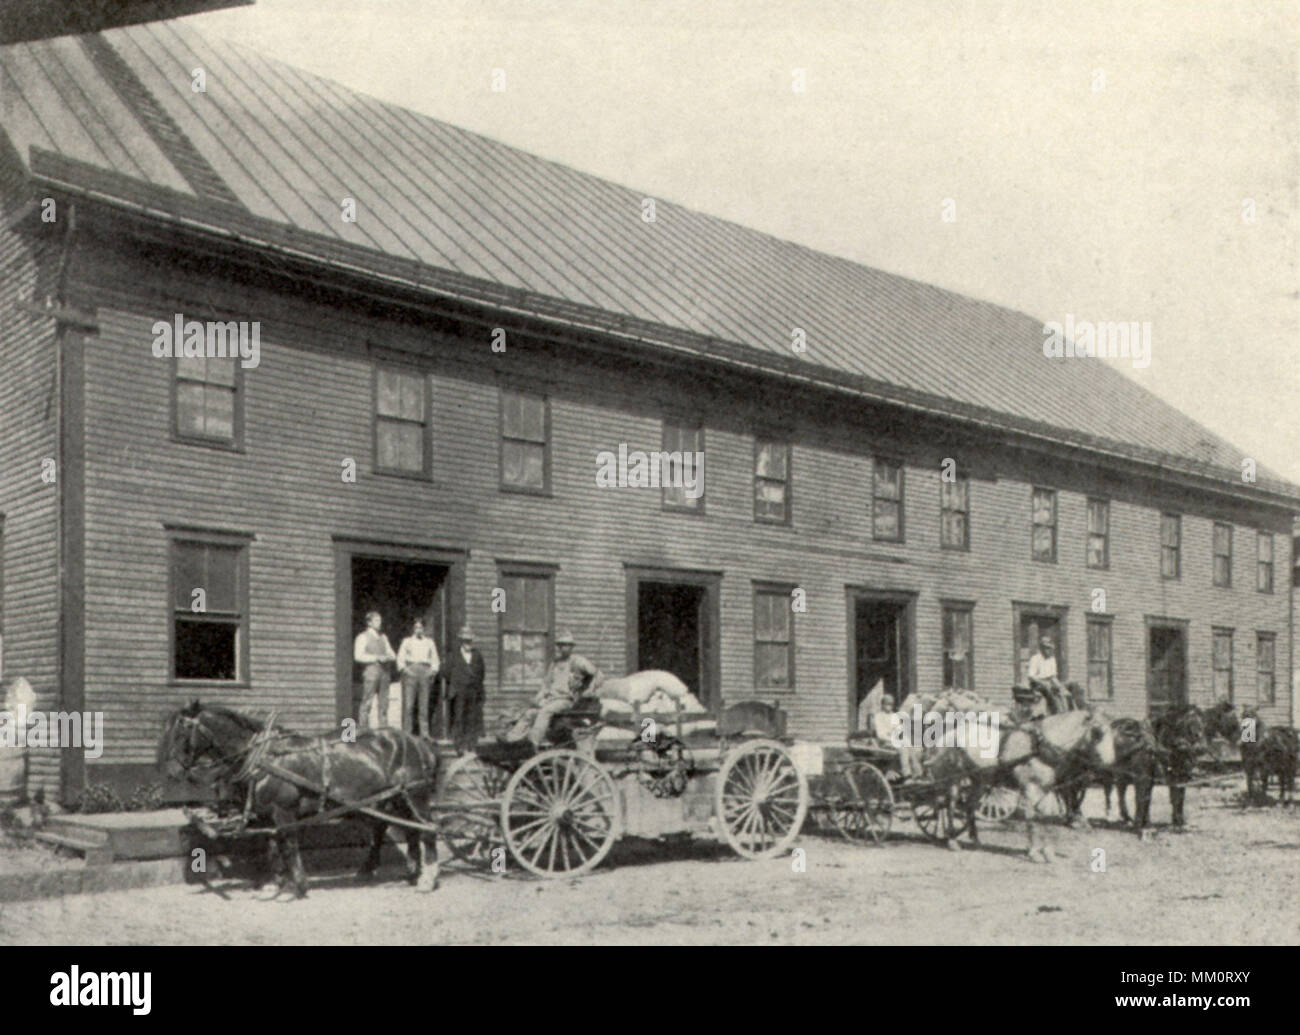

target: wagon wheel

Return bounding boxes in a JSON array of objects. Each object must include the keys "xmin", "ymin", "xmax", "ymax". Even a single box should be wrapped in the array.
[
  {"xmin": 829, "ymin": 761, "xmax": 893, "ymax": 843},
  {"xmin": 975, "ymin": 785, "xmax": 1021, "ymax": 823},
  {"xmin": 913, "ymin": 779, "xmax": 972, "ymax": 842},
  {"xmin": 716, "ymin": 739, "xmax": 809, "ymax": 859},
  {"xmin": 439, "ymin": 753, "xmax": 508, "ymax": 866},
  {"xmin": 500, "ymin": 749, "xmax": 620, "ymax": 878}
]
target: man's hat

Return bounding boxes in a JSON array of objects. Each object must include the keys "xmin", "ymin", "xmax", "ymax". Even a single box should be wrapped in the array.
[
  {"xmin": 457, "ymin": 624, "xmax": 474, "ymax": 640},
  {"xmin": 1039, "ymin": 636, "xmax": 1053, "ymax": 648},
  {"xmin": 555, "ymin": 629, "xmax": 576, "ymax": 645}
]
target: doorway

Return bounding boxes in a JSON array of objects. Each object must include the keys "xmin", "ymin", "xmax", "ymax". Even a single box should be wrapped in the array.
[
  {"xmin": 1147, "ymin": 620, "xmax": 1188, "ymax": 716},
  {"xmin": 333, "ymin": 539, "xmax": 466, "ymax": 730},
  {"xmin": 1016, "ymin": 612, "xmax": 1065, "ymax": 686},
  {"xmin": 847, "ymin": 590, "xmax": 916, "ymax": 732},
  {"xmin": 625, "ymin": 568, "xmax": 720, "ymax": 708}
]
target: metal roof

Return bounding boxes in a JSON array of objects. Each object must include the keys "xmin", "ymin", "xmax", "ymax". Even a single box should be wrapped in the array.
[
  {"xmin": 0, "ymin": 0, "xmax": 252, "ymax": 45},
  {"xmin": 1, "ymin": 20, "xmax": 1294, "ymax": 501}
]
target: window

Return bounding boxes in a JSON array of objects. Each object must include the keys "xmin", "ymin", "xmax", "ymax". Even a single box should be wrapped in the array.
[
  {"xmin": 942, "ymin": 604, "xmax": 973, "ymax": 690},
  {"xmin": 1256, "ymin": 532, "xmax": 1273, "ymax": 593},
  {"xmin": 940, "ymin": 474, "xmax": 969, "ymax": 550},
  {"xmin": 1160, "ymin": 514, "xmax": 1181, "ymax": 579},
  {"xmin": 170, "ymin": 536, "xmax": 248, "ymax": 682},
  {"xmin": 498, "ymin": 570, "xmax": 553, "ymax": 689},
  {"xmin": 500, "ymin": 389, "xmax": 549, "ymax": 492},
  {"xmin": 1086, "ymin": 499, "xmax": 1109, "ymax": 569},
  {"xmin": 175, "ymin": 355, "xmax": 238, "ymax": 446},
  {"xmin": 1212, "ymin": 628, "xmax": 1234, "ymax": 702},
  {"xmin": 753, "ymin": 585, "xmax": 794, "ymax": 688},
  {"xmin": 662, "ymin": 423, "xmax": 704, "ymax": 511},
  {"xmin": 1086, "ymin": 618, "xmax": 1113, "ymax": 701},
  {"xmin": 1256, "ymin": 632, "xmax": 1276, "ymax": 705},
  {"xmin": 872, "ymin": 458, "xmax": 904, "ymax": 541},
  {"xmin": 1031, "ymin": 488, "xmax": 1057, "ymax": 562},
  {"xmin": 1213, "ymin": 523, "xmax": 1233, "ymax": 588},
  {"xmin": 374, "ymin": 366, "xmax": 429, "ymax": 476},
  {"xmin": 753, "ymin": 441, "xmax": 790, "ymax": 524}
]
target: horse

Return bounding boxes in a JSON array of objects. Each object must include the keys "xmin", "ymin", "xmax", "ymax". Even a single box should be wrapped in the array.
[
  {"xmin": 1060, "ymin": 715, "xmax": 1162, "ymax": 829},
  {"xmin": 158, "ymin": 701, "xmax": 441, "ymax": 898},
  {"xmin": 1238, "ymin": 706, "xmax": 1297, "ymax": 805},
  {"xmin": 934, "ymin": 707, "xmax": 1116, "ymax": 863}
]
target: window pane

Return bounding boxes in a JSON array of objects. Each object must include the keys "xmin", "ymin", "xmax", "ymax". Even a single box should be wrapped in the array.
[
  {"xmin": 1087, "ymin": 501, "xmax": 1107, "ymax": 535},
  {"xmin": 1212, "ymin": 633, "xmax": 1232, "ymax": 668},
  {"xmin": 874, "ymin": 460, "xmax": 901, "ymax": 499},
  {"xmin": 397, "ymin": 373, "xmax": 424, "ymax": 421},
  {"xmin": 204, "ymin": 386, "xmax": 235, "ymax": 440},
  {"xmin": 377, "ymin": 368, "xmax": 402, "ymax": 417},
  {"xmin": 943, "ymin": 512, "xmax": 967, "ymax": 548},
  {"xmin": 1087, "ymin": 535, "xmax": 1106, "ymax": 568},
  {"xmin": 176, "ymin": 383, "xmax": 206, "ymax": 436},
  {"xmin": 523, "ymin": 577, "xmax": 549, "ymax": 633},
  {"xmin": 204, "ymin": 545, "xmax": 240, "ymax": 613},
  {"xmin": 755, "ymin": 443, "xmax": 787, "ymax": 480},
  {"xmin": 1258, "ymin": 534, "xmax": 1272, "ymax": 562},
  {"xmin": 173, "ymin": 543, "xmax": 206, "ymax": 610},
  {"xmin": 503, "ymin": 440, "xmax": 544, "ymax": 488},
  {"xmin": 176, "ymin": 355, "xmax": 206, "ymax": 382},
  {"xmin": 755, "ymin": 481, "xmax": 786, "ymax": 519},
  {"xmin": 1032, "ymin": 490, "xmax": 1055, "ymax": 524},
  {"xmin": 174, "ymin": 619, "xmax": 237, "ymax": 680},
  {"xmin": 503, "ymin": 391, "xmax": 545, "ymax": 442},
  {"xmin": 941, "ymin": 478, "xmax": 967, "ymax": 511},
  {"xmin": 206, "ymin": 357, "xmax": 236, "ymax": 387},
  {"xmin": 393, "ymin": 423, "xmax": 425, "ymax": 471},
  {"xmin": 756, "ymin": 643, "xmax": 790, "ymax": 687},
  {"xmin": 1258, "ymin": 637, "xmax": 1275, "ymax": 669},
  {"xmin": 1032, "ymin": 526, "xmax": 1055, "ymax": 560},
  {"xmin": 873, "ymin": 500, "xmax": 900, "ymax": 539},
  {"xmin": 1214, "ymin": 524, "xmax": 1231, "ymax": 554},
  {"xmin": 1161, "ymin": 516, "xmax": 1180, "ymax": 547},
  {"xmin": 1214, "ymin": 556, "xmax": 1230, "ymax": 586}
]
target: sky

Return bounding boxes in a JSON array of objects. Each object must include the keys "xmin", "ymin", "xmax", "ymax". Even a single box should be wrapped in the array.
[{"xmin": 187, "ymin": 0, "xmax": 1299, "ymax": 485}]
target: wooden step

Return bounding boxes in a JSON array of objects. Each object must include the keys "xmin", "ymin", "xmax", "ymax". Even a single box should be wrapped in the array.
[{"xmin": 32, "ymin": 828, "xmax": 113, "ymax": 865}]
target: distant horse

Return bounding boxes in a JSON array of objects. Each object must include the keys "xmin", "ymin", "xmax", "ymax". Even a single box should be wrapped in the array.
[
  {"xmin": 159, "ymin": 701, "xmax": 441, "ymax": 898},
  {"xmin": 1062, "ymin": 715, "xmax": 1162, "ymax": 829},
  {"xmin": 936, "ymin": 707, "xmax": 1116, "ymax": 863},
  {"xmin": 1238, "ymin": 706, "xmax": 1297, "ymax": 805}
]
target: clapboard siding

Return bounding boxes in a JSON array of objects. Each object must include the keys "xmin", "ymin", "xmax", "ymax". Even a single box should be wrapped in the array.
[
  {"xmin": 32, "ymin": 238, "xmax": 1290, "ymax": 776},
  {"xmin": 0, "ymin": 185, "xmax": 60, "ymax": 791}
]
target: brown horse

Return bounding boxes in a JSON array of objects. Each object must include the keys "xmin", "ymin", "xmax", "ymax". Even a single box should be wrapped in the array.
[
  {"xmin": 159, "ymin": 701, "xmax": 441, "ymax": 898},
  {"xmin": 936, "ymin": 708, "xmax": 1116, "ymax": 862}
]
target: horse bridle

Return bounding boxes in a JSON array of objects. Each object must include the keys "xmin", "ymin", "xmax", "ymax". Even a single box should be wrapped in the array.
[{"xmin": 170, "ymin": 712, "xmax": 251, "ymax": 783}]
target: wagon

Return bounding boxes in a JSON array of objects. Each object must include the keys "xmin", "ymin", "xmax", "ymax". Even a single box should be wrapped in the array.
[
  {"xmin": 437, "ymin": 697, "xmax": 810, "ymax": 877},
  {"xmin": 809, "ymin": 732, "xmax": 974, "ymax": 844}
]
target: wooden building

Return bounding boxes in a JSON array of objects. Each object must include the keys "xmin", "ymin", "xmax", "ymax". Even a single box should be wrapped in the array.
[{"xmin": 0, "ymin": 22, "xmax": 1295, "ymax": 800}]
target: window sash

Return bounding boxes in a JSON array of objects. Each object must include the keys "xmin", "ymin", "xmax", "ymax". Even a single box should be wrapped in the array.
[
  {"xmin": 1213, "ymin": 523, "xmax": 1233, "ymax": 586},
  {"xmin": 1031, "ymin": 489, "xmax": 1056, "ymax": 561},
  {"xmin": 1257, "ymin": 533, "xmax": 1274, "ymax": 592},
  {"xmin": 499, "ymin": 573, "xmax": 553, "ymax": 688},
  {"xmin": 1086, "ymin": 500, "xmax": 1109, "ymax": 568},
  {"xmin": 1086, "ymin": 620, "xmax": 1112, "ymax": 700},
  {"xmin": 170, "ymin": 539, "xmax": 247, "ymax": 682},
  {"xmin": 662, "ymin": 424, "xmax": 704, "ymax": 509},
  {"xmin": 753, "ymin": 442, "xmax": 789, "ymax": 522},
  {"xmin": 940, "ymin": 478, "xmax": 968, "ymax": 548},
  {"xmin": 754, "ymin": 589, "xmax": 793, "ymax": 688},
  {"xmin": 1256, "ymin": 634, "xmax": 1276, "ymax": 703},
  {"xmin": 942, "ymin": 607, "xmax": 972, "ymax": 690},
  {"xmin": 1160, "ymin": 516, "xmax": 1181, "ymax": 578}
]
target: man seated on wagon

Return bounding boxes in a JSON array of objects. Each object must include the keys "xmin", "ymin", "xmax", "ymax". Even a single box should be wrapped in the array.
[
  {"xmin": 503, "ymin": 629, "xmax": 605, "ymax": 748},
  {"xmin": 1026, "ymin": 637, "xmax": 1072, "ymax": 713},
  {"xmin": 861, "ymin": 681, "xmax": 924, "ymax": 779}
]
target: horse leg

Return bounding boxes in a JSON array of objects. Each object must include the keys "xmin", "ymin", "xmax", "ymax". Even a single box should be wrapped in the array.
[
  {"xmin": 1169, "ymin": 784, "xmax": 1186, "ymax": 828},
  {"xmin": 1102, "ymin": 776, "xmax": 1114, "ymax": 820},
  {"xmin": 357, "ymin": 821, "xmax": 386, "ymax": 883},
  {"xmin": 260, "ymin": 833, "xmax": 286, "ymax": 898},
  {"xmin": 285, "ymin": 830, "xmax": 308, "ymax": 898},
  {"xmin": 1133, "ymin": 776, "xmax": 1152, "ymax": 831}
]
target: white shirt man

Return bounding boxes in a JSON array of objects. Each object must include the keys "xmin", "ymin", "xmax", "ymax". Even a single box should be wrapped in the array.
[
  {"xmin": 354, "ymin": 612, "xmax": 396, "ymax": 728},
  {"xmin": 397, "ymin": 620, "xmax": 440, "ymax": 737}
]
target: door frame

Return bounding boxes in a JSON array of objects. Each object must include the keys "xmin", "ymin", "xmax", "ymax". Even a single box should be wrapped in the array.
[
  {"xmin": 1144, "ymin": 614, "xmax": 1190, "ymax": 715},
  {"xmin": 845, "ymin": 586, "xmax": 918, "ymax": 733},
  {"xmin": 1011, "ymin": 600, "xmax": 1069, "ymax": 686},
  {"xmin": 333, "ymin": 536, "xmax": 467, "ymax": 722},
  {"xmin": 624, "ymin": 564, "xmax": 721, "ymax": 708}
]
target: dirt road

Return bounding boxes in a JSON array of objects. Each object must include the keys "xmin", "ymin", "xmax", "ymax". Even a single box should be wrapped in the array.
[{"xmin": 1, "ymin": 783, "xmax": 1296, "ymax": 945}]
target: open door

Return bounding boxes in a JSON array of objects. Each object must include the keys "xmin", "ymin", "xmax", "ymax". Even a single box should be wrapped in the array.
[{"xmin": 1147, "ymin": 621, "xmax": 1188, "ymax": 717}]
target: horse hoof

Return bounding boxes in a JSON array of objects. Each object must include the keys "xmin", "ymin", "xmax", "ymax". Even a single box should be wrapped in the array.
[
  {"xmin": 417, "ymin": 875, "xmax": 439, "ymax": 893},
  {"xmin": 946, "ymin": 838, "xmax": 962, "ymax": 853},
  {"xmin": 354, "ymin": 870, "xmax": 376, "ymax": 885},
  {"xmin": 257, "ymin": 883, "xmax": 280, "ymax": 900}
]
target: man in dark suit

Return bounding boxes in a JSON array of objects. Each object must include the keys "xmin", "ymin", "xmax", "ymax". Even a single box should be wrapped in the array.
[{"xmin": 445, "ymin": 624, "xmax": 486, "ymax": 754}]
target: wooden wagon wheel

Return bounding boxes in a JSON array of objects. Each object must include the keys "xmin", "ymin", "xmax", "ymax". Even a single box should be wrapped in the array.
[
  {"xmin": 500, "ymin": 749, "xmax": 620, "ymax": 878},
  {"xmin": 913, "ymin": 779, "xmax": 972, "ymax": 842},
  {"xmin": 975, "ymin": 785, "xmax": 1021, "ymax": 823},
  {"xmin": 829, "ymin": 760, "xmax": 893, "ymax": 843},
  {"xmin": 439, "ymin": 753, "xmax": 508, "ymax": 866},
  {"xmin": 715, "ymin": 739, "xmax": 809, "ymax": 859}
]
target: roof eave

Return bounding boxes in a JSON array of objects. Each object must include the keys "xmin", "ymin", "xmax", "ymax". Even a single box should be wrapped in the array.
[{"xmin": 20, "ymin": 150, "xmax": 1300, "ymax": 512}]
